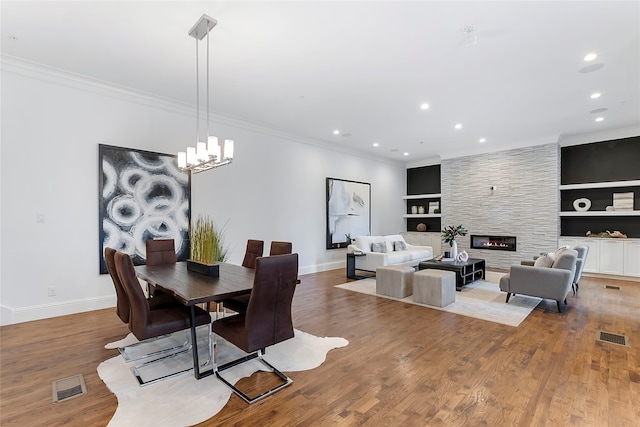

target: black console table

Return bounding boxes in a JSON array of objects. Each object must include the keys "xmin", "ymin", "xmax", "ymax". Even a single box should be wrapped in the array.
[
  {"xmin": 346, "ymin": 253, "xmax": 367, "ymax": 280},
  {"xmin": 418, "ymin": 258, "xmax": 485, "ymax": 291}
]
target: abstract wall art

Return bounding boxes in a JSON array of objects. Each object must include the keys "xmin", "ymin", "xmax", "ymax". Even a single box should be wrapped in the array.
[
  {"xmin": 326, "ymin": 177, "xmax": 371, "ymax": 249},
  {"xmin": 98, "ymin": 144, "xmax": 190, "ymax": 273}
]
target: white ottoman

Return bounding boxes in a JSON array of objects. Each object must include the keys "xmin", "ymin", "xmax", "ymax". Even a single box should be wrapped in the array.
[
  {"xmin": 413, "ymin": 269, "xmax": 456, "ymax": 307},
  {"xmin": 376, "ymin": 266, "xmax": 414, "ymax": 298}
]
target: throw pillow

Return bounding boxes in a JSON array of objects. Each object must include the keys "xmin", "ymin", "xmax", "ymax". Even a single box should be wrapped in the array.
[
  {"xmin": 534, "ymin": 254, "xmax": 554, "ymax": 268},
  {"xmin": 371, "ymin": 242, "xmax": 387, "ymax": 253},
  {"xmin": 393, "ymin": 240, "xmax": 407, "ymax": 251}
]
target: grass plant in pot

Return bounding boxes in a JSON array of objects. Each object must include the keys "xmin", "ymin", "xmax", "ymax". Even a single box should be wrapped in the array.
[{"xmin": 187, "ymin": 215, "xmax": 229, "ymax": 277}]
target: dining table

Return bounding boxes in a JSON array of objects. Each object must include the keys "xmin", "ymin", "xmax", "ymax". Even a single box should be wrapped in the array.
[{"xmin": 135, "ymin": 262, "xmax": 255, "ymax": 379}]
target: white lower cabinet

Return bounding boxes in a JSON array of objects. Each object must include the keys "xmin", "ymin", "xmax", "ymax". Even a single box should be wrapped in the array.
[
  {"xmin": 577, "ymin": 239, "xmax": 600, "ymax": 273},
  {"xmin": 623, "ymin": 240, "xmax": 640, "ymax": 277},
  {"xmin": 401, "ymin": 232, "xmax": 442, "ymax": 256},
  {"xmin": 598, "ymin": 240, "xmax": 624, "ymax": 275},
  {"xmin": 560, "ymin": 237, "xmax": 640, "ymax": 278}
]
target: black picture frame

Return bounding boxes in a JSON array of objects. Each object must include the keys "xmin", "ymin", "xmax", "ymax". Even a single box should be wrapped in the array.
[
  {"xmin": 98, "ymin": 144, "xmax": 191, "ymax": 273},
  {"xmin": 326, "ymin": 177, "xmax": 371, "ymax": 249}
]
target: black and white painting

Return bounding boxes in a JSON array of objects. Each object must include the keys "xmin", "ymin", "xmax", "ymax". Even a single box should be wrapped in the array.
[
  {"xmin": 326, "ymin": 177, "xmax": 370, "ymax": 249},
  {"xmin": 99, "ymin": 144, "xmax": 190, "ymax": 273}
]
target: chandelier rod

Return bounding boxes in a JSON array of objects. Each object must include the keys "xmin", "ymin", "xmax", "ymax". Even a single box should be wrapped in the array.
[
  {"xmin": 207, "ymin": 26, "xmax": 210, "ymax": 140},
  {"xmin": 195, "ymin": 36, "xmax": 200, "ymax": 145}
]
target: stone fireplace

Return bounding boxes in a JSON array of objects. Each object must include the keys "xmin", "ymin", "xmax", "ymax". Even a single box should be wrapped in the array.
[{"xmin": 470, "ymin": 235, "xmax": 517, "ymax": 252}]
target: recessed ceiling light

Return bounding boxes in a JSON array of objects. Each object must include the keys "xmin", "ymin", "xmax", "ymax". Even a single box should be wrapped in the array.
[
  {"xmin": 584, "ymin": 52, "xmax": 597, "ymax": 61},
  {"xmin": 420, "ymin": 103, "xmax": 429, "ymax": 110},
  {"xmin": 595, "ymin": 117, "xmax": 604, "ymax": 122},
  {"xmin": 455, "ymin": 124, "xmax": 462, "ymax": 129},
  {"xmin": 373, "ymin": 142, "xmax": 379, "ymax": 147},
  {"xmin": 590, "ymin": 93, "xmax": 601, "ymax": 99},
  {"xmin": 403, "ymin": 152, "xmax": 409, "ymax": 156},
  {"xmin": 333, "ymin": 130, "xmax": 340, "ymax": 135},
  {"xmin": 479, "ymin": 138, "xmax": 486, "ymax": 143}
]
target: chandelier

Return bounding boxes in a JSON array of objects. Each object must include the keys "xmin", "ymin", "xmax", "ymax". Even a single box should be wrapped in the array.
[{"xmin": 178, "ymin": 14, "xmax": 234, "ymax": 174}]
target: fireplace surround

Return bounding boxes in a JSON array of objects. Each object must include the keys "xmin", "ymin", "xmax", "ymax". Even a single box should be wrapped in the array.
[{"xmin": 470, "ymin": 235, "xmax": 517, "ymax": 252}]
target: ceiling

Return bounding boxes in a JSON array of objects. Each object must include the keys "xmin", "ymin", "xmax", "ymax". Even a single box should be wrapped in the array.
[{"xmin": 2, "ymin": 1, "xmax": 639, "ymax": 163}]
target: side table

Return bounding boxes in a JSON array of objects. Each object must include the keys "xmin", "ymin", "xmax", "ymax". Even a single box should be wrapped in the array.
[{"xmin": 346, "ymin": 253, "xmax": 367, "ymax": 279}]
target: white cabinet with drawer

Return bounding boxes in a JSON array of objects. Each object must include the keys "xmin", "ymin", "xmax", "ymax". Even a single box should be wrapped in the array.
[{"xmin": 560, "ymin": 237, "xmax": 640, "ymax": 278}]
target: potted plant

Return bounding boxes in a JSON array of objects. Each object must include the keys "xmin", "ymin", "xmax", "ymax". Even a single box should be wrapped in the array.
[
  {"xmin": 187, "ymin": 214, "xmax": 229, "ymax": 276},
  {"xmin": 441, "ymin": 225, "xmax": 467, "ymax": 259}
]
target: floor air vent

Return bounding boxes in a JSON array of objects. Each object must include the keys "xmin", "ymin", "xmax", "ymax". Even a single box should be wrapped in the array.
[
  {"xmin": 596, "ymin": 330, "xmax": 629, "ymax": 347},
  {"xmin": 604, "ymin": 285, "xmax": 621, "ymax": 290},
  {"xmin": 52, "ymin": 374, "xmax": 87, "ymax": 403}
]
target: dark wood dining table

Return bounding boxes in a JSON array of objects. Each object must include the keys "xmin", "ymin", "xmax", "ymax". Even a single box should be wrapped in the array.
[{"xmin": 135, "ymin": 262, "xmax": 254, "ymax": 379}]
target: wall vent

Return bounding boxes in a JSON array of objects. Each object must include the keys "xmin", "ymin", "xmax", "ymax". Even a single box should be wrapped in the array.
[{"xmin": 596, "ymin": 330, "xmax": 629, "ymax": 347}]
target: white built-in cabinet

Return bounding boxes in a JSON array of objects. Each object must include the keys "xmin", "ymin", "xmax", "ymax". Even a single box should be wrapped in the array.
[
  {"xmin": 559, "ymin": 237, "xmax": 640, "ymax": 277},
  {"xmin": 623, "ymin": 240, "xmax": 640, "ymax": 277},
  {"xmin": 401, "ymin": 232, "xmax": 442, "ymax": 257}
]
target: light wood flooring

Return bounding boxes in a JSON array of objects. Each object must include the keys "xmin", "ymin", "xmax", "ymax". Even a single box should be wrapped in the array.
[{"xmin": 1, "ymin": 269, "xmax": 639, "ymax": 426}]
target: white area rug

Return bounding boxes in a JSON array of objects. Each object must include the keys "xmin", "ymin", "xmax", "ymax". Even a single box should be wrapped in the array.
[
  {"xmin": 335, "ymin": 271, "xmax": 541, "ymax": 327},
  {"xmin": 99, "ymin": 329, "xmax": 348, "ymax": 427}
]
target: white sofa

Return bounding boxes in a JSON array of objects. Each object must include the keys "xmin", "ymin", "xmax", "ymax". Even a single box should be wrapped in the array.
[{"xmin": 347, "ymin": 234, "xmax": 433, "ymax": 273}]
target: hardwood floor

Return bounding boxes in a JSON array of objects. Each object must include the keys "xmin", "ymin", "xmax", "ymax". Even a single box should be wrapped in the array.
[{"xmin": 1, "ymin": 269, "xmax": 638, "ymax": 426}]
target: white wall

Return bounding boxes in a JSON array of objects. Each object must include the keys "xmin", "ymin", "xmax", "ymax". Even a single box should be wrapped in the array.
[{"xmin": 0, "ymin": 57, "xmax": 406, "ymax": 324}]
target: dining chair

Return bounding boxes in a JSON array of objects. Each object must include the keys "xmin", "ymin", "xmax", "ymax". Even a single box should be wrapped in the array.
[
  {"xmin": 223, "ymin": 241, "xmax": 294, "ymax": 314},
  {"xmin": 269, "ymin": 241, "xmax": 292, "ymax": 256},
  {"xmin": 213, "ymin": 253, "xmax": 299, "ymax": 404},
  {"xmin": 114, "ymin": 251, "xmax": 213, "ymax": 385},
  {"xmin": 106, "ymin": 247, "xmax": 193, "ymax": 365},
  {"xmin": 104, "ymin": 247, "xmax": 179, "ymax": 323},
  {"xmin": 145, "ymin": 239, "xmax": 177, "ymax": 296},
  {"xmin": 241, "ymin": 239, "xmax": 264, "ymax": 269}
]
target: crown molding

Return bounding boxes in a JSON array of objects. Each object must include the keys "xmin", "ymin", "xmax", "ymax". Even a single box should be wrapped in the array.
[
  {"xmin": 1, "ymin": 54, "xmax": 403, "ymax": 168},
  {"xmin": 558, "ymin": 126, "xmax": 640, "ymax": 146},
  {"xmin": 438, "ymin": 135, "xmax": 560, "ymax": 160}
]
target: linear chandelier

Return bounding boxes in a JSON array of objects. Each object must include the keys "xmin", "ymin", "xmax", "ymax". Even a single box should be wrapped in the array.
[{"xmin": 178, "ymin": 14, "xmax": 234, "ymax": 174}]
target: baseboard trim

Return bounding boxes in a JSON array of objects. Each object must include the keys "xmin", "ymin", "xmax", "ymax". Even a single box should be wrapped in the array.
[
  {"xmin": 2, "ymin": 261, "xmax": 348, "ymax": 325},
  {"xmin": 583, "ymin": 272, "xmax": 640, "ymax": 283},
  {"xmin": 299, "ymin": 260, "xmax": 345, "ymax": 276},
  {"xmin": 1, "ymin": 295, "xmax": 116, "ymax": 325}
]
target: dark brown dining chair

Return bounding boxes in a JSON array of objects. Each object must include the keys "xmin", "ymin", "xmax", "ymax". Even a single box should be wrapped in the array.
[
  {"xmin": 241, "ymin": 239, "xmax": 264, "ymax": 269},
  {"xmin": 105, "ymin": 247, "xmax": 190, "ymax": 363},
  {"xmin": 223, "ymin": 241, "xmax": 295, "ymax": 314},
  {"xmin": 146, "ymin": 239, "xmax": 177, "ymax": 265},
  {"xmin": 223, "ymin": 239, "xmax": 265, "ymax": 313},
  {"xmin": 114, "ymin": 251, "xmax": 213, "ymax": 385},
  {"xmin": 145, "ymin": 239, "xmax": 177, "ymax": 296},
  {"xmin": 104, "ymin": 247, "xmax": 132, "ymax": 324},
  {"xmin": 213, "ymin": 253, "xmax": 299, "ymax": 403},
  {"xmin": 269, "ymin": 241, "xmax": 292, "ymax": 256}
]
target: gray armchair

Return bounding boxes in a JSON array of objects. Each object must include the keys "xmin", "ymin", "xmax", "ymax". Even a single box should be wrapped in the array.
[
  {"xmin": 572, "ymin": 245, "xmax": 589, "ymax": 292},
  {"xmin": 521, "ymin": 245, "xmax": 588, "ymax": 294},
  {"xmin": 500, "ymin": 249, "xmax": 578, "ymax": 312}
]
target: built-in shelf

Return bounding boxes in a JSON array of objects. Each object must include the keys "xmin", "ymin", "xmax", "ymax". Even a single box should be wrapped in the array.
[
  {"xmin": 559, "ymin": 211, "xmax": 640, "ymax": 217},
  {"xmin": 559, "ymin": 180, "xmax": 640, "ymax": 190},
  {"xmin": 403, "ymin": 193, "xmax": 441, "ymax": 200},
  {"xmin": 403, "ymin": 214, "xmax": 442, "ymax": 218}
]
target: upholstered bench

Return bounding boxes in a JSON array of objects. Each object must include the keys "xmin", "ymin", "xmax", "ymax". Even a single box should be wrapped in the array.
[
  {"xmin": 413, "ymin": 269, "xmax": 456, "ymax": 307},
  {"xmin": 376, "ymin": 266, "xmax": 414, "ymax": 298}
]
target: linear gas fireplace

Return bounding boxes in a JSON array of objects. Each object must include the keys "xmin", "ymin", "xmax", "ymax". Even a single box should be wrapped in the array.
[{"xmin": 471, "ymin": 235, "xmax": 517, "ymax": 252}]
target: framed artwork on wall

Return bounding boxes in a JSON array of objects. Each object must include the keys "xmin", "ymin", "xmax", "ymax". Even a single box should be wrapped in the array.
[
  {"xmin": 98, "ymin": 144, "xmax": 191, "ymax": 273},
  {"xmin": 326, "ymin": 177, "xmax": 371, "ymax": 249}
]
